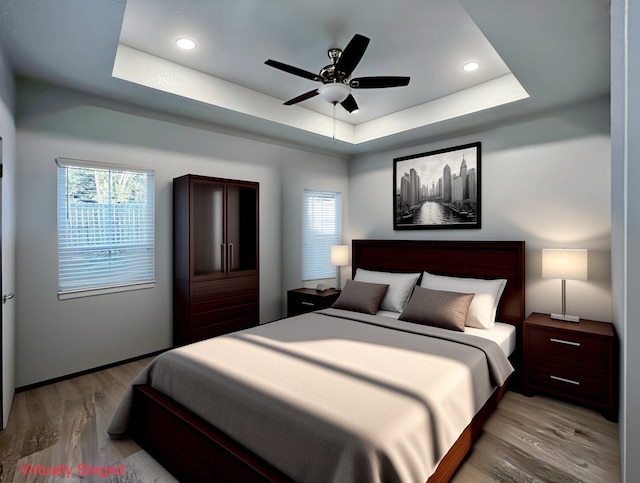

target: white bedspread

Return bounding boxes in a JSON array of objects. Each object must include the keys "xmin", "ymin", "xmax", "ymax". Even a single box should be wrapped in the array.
[{"xmin": 109, "ymin": 309, "xmax": 513, "ymax": 483}]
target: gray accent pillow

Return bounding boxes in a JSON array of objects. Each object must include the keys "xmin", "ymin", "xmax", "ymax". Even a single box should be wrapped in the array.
[
  {"xmin": 332, "ymin": 279, "xmax": 390, "ymax": 315},
  {"xmin": 399, "ymin": 286, "xmax": 475, "ymax": 332}
]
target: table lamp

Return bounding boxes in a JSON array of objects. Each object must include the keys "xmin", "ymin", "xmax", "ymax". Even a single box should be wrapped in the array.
[
  {"xmin": 330, "ymin": 245, "xmax": 349, "ymax": 290},
  {"xmin": 542, "ymin": 248, "xmax": 588, "ymax": 322}
]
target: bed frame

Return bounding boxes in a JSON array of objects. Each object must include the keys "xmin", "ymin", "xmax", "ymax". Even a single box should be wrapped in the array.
[{"xmin": 129, "ymin": 239, "xmax": 525, "ymax": 482}]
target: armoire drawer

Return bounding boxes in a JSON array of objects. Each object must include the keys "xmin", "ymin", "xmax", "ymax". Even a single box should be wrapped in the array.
[{"xmin": 191, "ymin": 277, "xmax": 258, "ymax": 303}]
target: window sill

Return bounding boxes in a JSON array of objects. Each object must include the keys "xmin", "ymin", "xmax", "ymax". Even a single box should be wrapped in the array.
[{"xmin": 58, "ymin": 281, "xmax": 156, "ymax": 300}]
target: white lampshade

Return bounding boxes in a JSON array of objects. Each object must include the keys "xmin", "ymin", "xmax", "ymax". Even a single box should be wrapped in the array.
[
  {"xmin": 330, "ymin": 245, "xmax": 349, "ymax": 267},
  {"xmin": 318, "ymin": 83, "xmax": 351, "ymax": 104},
  {"xmin": 542, "ymin": 249, "xmax": 588, "ymax": 280}
]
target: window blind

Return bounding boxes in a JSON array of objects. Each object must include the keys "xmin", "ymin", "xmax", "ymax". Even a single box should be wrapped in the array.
[
  {"xmin": 302, "ymin": 190, "xmax": 342, "ymax": 280},
  {"xmin": 56, "ymin": 158, "xmax": 155, "ymax": 296}
]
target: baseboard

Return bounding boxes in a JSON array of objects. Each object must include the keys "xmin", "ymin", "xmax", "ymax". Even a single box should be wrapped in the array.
[{"xmin": 16, "ymin": 348, "xmax": 168, "ymax": 393}]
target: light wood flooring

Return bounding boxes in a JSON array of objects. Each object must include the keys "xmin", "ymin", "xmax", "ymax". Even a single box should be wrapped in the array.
[
  {"xmin": 0, "ymin": 358, "xmax": 621, "ymax": 482},
  {"xmin": 451, "ymin": 392, "xmax": 621, "ymax": 482}
]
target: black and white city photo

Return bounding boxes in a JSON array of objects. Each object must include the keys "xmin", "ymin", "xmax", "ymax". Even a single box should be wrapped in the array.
[{"xmin": 393, "ymin": 142, "xmax": 481, "ymax": 230}]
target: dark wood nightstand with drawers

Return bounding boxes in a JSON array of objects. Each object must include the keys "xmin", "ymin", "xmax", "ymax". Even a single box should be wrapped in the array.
[
  {"xmin": 287, "ymin": 288, "xmax": 341, "ymax": 317},
  {"xmin": 523, "ymin": 312, "xmax": 617, "ymax": 421}
]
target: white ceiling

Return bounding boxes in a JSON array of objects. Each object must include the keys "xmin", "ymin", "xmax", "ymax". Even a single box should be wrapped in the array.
[{"xmin": 0, "ymin": 0, "xmax": 610, "ymax": 156}]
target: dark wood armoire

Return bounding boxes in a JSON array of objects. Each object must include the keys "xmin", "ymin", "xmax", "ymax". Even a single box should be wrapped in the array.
[{"xmin": 173, "ymin": 174, "xmax": 259, "ymax": 345}]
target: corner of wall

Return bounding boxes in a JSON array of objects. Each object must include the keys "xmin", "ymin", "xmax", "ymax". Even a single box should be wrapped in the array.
[{"xmin": 0, "ymin": 47, "xmax": 16, "ymax": 115}]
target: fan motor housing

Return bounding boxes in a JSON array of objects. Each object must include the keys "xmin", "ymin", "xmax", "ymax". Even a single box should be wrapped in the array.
[
  {"xmin": 320, "ymin": 48, "xmax": 348, "ymax": 83},
  {"xmin": 320, "ymin": 64, "xmax": 342, "ymax": 83}
]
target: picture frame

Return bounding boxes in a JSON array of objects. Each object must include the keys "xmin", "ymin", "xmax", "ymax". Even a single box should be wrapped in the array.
[{"xmin": 393, "ymin": 142, "xmax": 481, "ymax": 230}]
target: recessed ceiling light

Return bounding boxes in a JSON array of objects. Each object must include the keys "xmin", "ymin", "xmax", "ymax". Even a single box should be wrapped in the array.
[
  {"xmin": 176, "ymin": 38, "xmax": 196, "ymax": 50},
  {"xmin": 463, "ymin": 62, "xmax": 480, "ymax": 72}
]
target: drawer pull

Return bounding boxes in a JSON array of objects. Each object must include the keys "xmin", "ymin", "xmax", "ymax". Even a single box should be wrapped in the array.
[
  {"xmin": 301, "ymin": 301, "xmax": 315, "ymax": 307},
  {"xmin": 550, "ymin": 375, "xmax": 580, "ymax": 385},
  {"xmin": 550, "ymin": 338, "xmax": 581, "ymax": 347}
]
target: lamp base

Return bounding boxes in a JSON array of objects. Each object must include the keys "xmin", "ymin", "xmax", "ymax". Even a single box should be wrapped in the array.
[{"xmin": 550, "ymin": 313, "xmax": 580, "ymax": 323}]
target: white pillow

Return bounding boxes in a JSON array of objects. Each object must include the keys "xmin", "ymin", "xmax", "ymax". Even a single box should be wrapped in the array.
[
  {"xmin": 420, "ymin": 271, "xmax": 507, "ymax": 329},
  {"xmin": 354, "ymin": 269, "xmax": 421, "ymax": 313}
]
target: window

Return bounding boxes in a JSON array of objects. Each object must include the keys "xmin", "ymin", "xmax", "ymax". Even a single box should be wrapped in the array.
[
  {"xmin": 56, "ymin": 158, "xmax": 155, "ymax": 298},
  {"xmin": 302, "ymin": 190, "xmax": 342, "ymax": 280}
]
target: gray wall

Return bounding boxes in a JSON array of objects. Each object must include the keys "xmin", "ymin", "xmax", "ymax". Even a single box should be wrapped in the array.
[
  {"xmin": 348, "ymin": 97, "xmax": 612, "ymax": 323},
  {"xmin": 0, "ymin": 43, "xmax": 17, "ymax": 428},
  {"xmin": 611, "ymin": 0, "xmax": 639, "ymax": 481},
  {"xmin": 14, "ymin": 79, "xmax": 348, "ymax": 387},
  {"xmin": 0, "ymin": 48, "xmax": 14, "ymax": 113}
]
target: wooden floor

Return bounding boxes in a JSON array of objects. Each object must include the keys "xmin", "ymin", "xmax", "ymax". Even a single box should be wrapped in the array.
[
  {"xmin": 451, "ymin": 393, "xmax": 621, "ymax": 483},
  {"xmin": 0, "ymin": 358, "xmax": 621, "ymax": 482},
  {"xmin": 0, "ymin": 357, "xmax": 159, "ymax": 483}
]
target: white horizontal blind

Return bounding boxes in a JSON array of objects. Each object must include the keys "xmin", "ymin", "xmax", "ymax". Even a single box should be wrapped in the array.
[
  {"xmin": 302, "ymin": 190, "xmax": 342, "ymax": 280},
  {"xmin": 57, "ymin": 158, "xmax": 155, "ymax": 296}
]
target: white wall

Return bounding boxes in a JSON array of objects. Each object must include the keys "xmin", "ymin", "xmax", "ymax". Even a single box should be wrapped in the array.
[
  {"xmin": 348, "ymin": 97, "xmax": 611, "ymax": 323},
  {"xmin": 14, "ymin": 79, "xmax": 348, "ymax": 387},
  {"xmin": 611, "ymin": 1, "xmax": 639, "ymax": 480}
]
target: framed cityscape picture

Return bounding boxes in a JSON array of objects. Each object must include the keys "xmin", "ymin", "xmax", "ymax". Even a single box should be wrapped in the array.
[{"xmin": 393, "ymin": 142, "xmax": 481, "ymax": 230}]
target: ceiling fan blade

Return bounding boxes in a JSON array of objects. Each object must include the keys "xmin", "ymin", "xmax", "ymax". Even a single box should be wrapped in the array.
[
  {"xmin": 283, "ymin": 89, "xmax": 319, "ymax": 105},
  {"xmin": 335, "ymin": 34, "xmax": 370, "ymax": 77},
  {"xmin": 340, "ymin": 94, "xmax": 359, "ymax": 113},
  {"xmin": 350, "ymin": 76, "xmax": 411, "ymax": 89},
  {"xmin": 265, "ymin": 59, "xmax": 321, "ymax": 82}
]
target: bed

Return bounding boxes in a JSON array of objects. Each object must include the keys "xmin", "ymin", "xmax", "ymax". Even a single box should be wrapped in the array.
[{"xmin": 108, "ymin": 239, "xmax": 525, "ymax": 482}]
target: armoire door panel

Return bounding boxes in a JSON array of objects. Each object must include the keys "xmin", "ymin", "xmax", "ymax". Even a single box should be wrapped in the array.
[
  {"xmin": 226, "ymin": 184, "xmax": 258, "ymax": 274},
  {"xmin": 192, "ymin": 180, "xmax": 225, "ymax": 278}
]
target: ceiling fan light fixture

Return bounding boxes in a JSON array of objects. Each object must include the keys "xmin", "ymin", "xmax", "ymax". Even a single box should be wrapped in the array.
[{"xmin": 318, "ymin": 83, "xmax": 352, "ymax": 104}]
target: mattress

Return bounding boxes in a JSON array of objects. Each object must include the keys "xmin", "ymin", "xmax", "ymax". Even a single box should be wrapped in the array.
[
  {"xmin": 109, "ymin": 309, "xmax": 513, "ymax": 482},
  {"xmin": 376, "ymin": 310, "xmax": 517, "ymax": 356}
]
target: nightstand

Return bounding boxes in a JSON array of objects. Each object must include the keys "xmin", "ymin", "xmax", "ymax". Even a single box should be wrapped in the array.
[
  {"xmin": 523, "ymin": 312, "xmax": 617, "ymax": 421},
  {"xmin": 287, "ymin": 288, "xmax": 341, "ymax": 317}
]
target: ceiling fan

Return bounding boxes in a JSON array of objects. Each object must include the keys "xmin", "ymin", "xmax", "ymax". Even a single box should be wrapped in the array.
[{"xmin": 265, "ymin": 34, "xmax": 410, "ymax": 113}]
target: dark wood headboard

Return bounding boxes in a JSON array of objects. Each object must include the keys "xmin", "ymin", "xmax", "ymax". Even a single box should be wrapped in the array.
[{"xmin": 351, "ymin": 240, "xmax": 526, "ymax": 326}]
